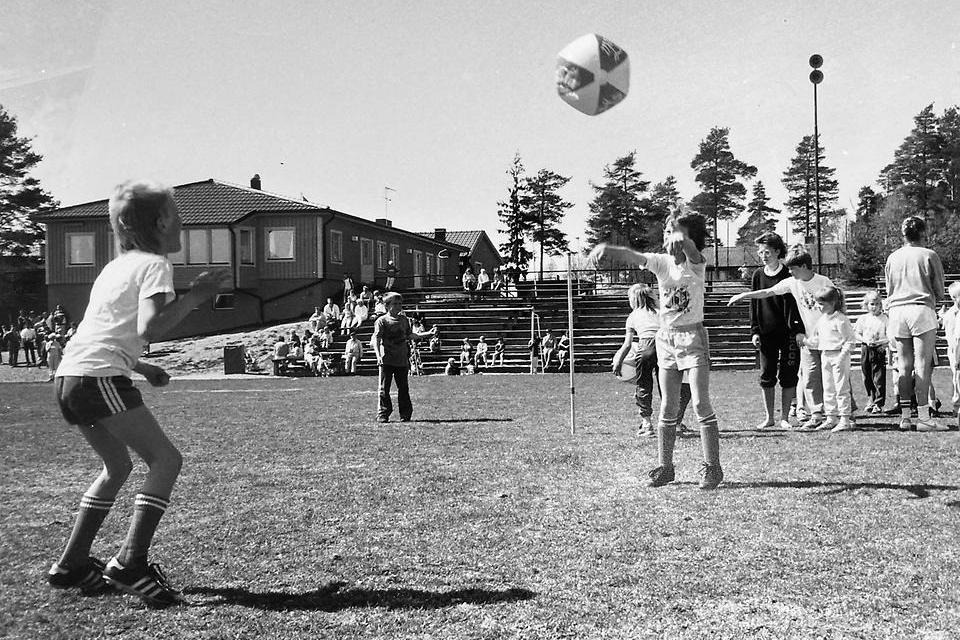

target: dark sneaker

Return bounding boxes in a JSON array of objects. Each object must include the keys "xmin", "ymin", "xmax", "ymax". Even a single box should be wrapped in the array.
[
  {"xmin": 377, "ymin": 417, "xmax": 389, "ymax": 423},
  {"xmin": 400, "ymin": 417, "xmax": 411, "ymax": 422},
  {"xmin": 699, "ymin": 463, "xmax": 724, "ymax": 490},
  {"xmin": 647, "ymin": 465, "xmax": 675, "ymax": 487},
  {"xmin": 48, "ymin": 557, "xmax": 108, "ymax": 592},
  {"xmin": 102, "ymin": 559, "xmax": 186, "ymax": 608}
]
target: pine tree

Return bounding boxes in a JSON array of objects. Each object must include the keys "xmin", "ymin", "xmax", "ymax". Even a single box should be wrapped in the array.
[
  {"xmin": 585, "ymin": 152, "xmax": 650, "ymax": 250},
  {"xmin": 0, "ymin": 105, "xmax": 57, "ymax": 256},
  {"xmin": 936, "ymin": 106, "xmax": 960, "ymax": 218},
  {"xmin": 735, "ymin": 181, "xmax": 779, "ymax": 246},
  {"xmin": 523, "ymin": 168, "xmax": 572, "ymax": 279},
  {"xmin": 880, "ymin": 104, "xmax": 945, "ymax": 218},
  {"xmin": 689, "ymin": 127, "xmax": 757, "ymax": 267},
  {"xmin": 781, "ymin": 135, "xmax": 839, "ymax": 245},
  {"xmin": 496, "ymin": 153, "xmax": 533, "ymax": 275}
]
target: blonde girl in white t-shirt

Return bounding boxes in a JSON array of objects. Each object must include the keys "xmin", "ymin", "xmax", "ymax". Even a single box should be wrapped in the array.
[
  {"xmin": 591, "ymin": 210, "xmax": 723, "ymax": 490},
  {"xmin": 804, "ymin": 286, "xmax": 856, "ymax": 432},
  {"xmin": 49, "ymin": 181, "xmax": 227, "ymax": 607}
]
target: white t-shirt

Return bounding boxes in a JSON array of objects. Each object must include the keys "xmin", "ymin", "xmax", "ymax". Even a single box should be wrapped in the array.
[
  {"xmin": 854, "ymin": 313, "xmax": 888, "ymax": 346},
  {"xmin": 57, "ymin": 251, "xmax": 175, "ymax": 378},
  {"xmin": 814, "ymin": 311, "xmax": 855, "ymax": 351},
  {"xmin": 769, "ymin": 273, "xmax": 834, "ymax": 348},
  {"xmin": 642, "ymin": 253, "xmax": 706, "ymax": 328},
  {"xmin": 625, "ymin": 307, "xmax": 659, "ymax": 340}
]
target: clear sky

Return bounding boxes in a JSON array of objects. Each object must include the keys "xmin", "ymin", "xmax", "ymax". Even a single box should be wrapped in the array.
[{"xmin": 2, "ymin": 0, "xmax": 960, "ymax": 252}]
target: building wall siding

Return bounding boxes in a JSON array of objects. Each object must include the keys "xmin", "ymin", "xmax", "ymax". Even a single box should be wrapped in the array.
[{"xmin": 257, "ymin": 215, "xmax": 319, "ymax": 280}]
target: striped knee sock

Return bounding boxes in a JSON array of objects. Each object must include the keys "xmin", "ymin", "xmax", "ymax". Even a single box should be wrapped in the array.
[
  {"xmin": 698, "ymin": 413, "xmax": 721, "ymax": 466},
  {"xmin": 657, "ymin": 417, "xmax": 678, "ymax": 468},
  {"xmin": 58, "ymin": 494, "xmax": 114, "ymax": 568},
  {"xmin": 117, "ymin": 493, "xmax": 169, "ymax": 570}
]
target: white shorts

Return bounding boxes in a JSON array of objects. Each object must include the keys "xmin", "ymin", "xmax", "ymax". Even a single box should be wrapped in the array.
[
  {"xmin": 656, "ymin": 323, "xmax": 710, "ymax": 371},
  {"xmin": 887, "ymin": 305, "xmax": 938, "ymax": 339}
]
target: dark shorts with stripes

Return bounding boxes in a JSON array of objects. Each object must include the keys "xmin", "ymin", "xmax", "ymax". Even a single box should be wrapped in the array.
[{"xmin": 55, "ymin": 376, "xmax": 144, "ymax": 426}]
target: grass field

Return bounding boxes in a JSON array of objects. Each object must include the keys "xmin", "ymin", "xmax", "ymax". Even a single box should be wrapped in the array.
[{"xmin": 2, "ymin": 371, "xmax": 959, "ymax": 639}]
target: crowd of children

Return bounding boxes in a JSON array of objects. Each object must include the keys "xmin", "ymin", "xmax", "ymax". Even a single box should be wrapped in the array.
[{"xmin": 2, "ymin": 306, "xmax": 79, "ymax": 380}]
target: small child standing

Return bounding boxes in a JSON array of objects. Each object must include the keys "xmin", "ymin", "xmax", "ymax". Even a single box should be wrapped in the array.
[
  {"xmin": 805, "ymin": 286, "xmax": 855, "ymax": 432},
  {"xmin": 45, "ymin": 333, "xmax": 63, "ymax": 381},
  {"xmin": 49, "ymin": 181, "xmax": 227, "ymax": 607},
  {"xmin": 855, "ymin": 291, "xmax": 889, "ymax": 413},
  {"xmin": 344, "ymin": 332, "xmax": 363, "ymax": 374}
]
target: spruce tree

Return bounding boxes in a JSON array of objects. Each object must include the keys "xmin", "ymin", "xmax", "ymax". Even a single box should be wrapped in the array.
[
  {"xmin": 781, "ymin": 135, "xmax": 839, "ymax": 245},
  {"xmin": 496, "ymin": 153, "xmax": 533, "ymax": 276},
  {"xmin": 735, "ymin": 181, "xmax": 779, "ymax": 247},
  {"xmin": 689, "ymin": 127, "xmax": 757, "ymax": 267},
  {"xmin": 842, "ymin": 187, "xmax": 885, "ymax": 285},
  {"xmin": 0, "ymin": 105, "xmax": 57, "ymax": 256},
  {"xmin": 646, "ymin": 176, "xmax": 680, "ymax": 250},
  {"xmin": 880, "ymin": 104, "xmax": 945, "ymax": 218},
  {"xmin": 523, "ymin": 168, "xmax": 572, "ymax": 279}
]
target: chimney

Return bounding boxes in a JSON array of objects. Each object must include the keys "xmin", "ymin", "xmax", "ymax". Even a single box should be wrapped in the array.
[
  {"xmin": 375, "ymin": 218, "xmax": 392, "ymax": 227},
  {"xmin": 433, "ymin": 228, "xmax": 446, "ymax": 242},
  {"xmin": 250, "ymin": 174, "xmax": 261, "ymax": 190}
]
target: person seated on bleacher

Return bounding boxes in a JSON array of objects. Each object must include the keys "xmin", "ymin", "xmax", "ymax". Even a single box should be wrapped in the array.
[
  {"xmin": 273, "ymin": 335, "xmax": 290, "ymax": 374},
  {"xmin": 355, "ymin": 294, "xmax": 370, "ymax": 324},
  {"xmin": 444, "ymin": 357, "xmax": 459, "ymax": 376},
  {"xmin": 359, "ymin": 285, "xmax": 374, "ymax": 308},
  {"xmin": 477, "ymin": 268, "xmax": 491, "ymax": 294},
  {"xmin": 491, "ymin": 269, "xmax": 506, "ymax": 296},
  {"xmin": 323, "ymin": 297, "xmax": 341, "ymax": 324},
  {"xmin": 340, "ymin": 296, "xmax": 357, "ymax": 334},
  {"xmin": 289, "ymin": 331, "xmax": 302, "ymax": 349},
  {"xmin": 556, "ymin": 331, "xmax": 570, "ymax": 369},
  {"xmin": 540, "ymin": 329, "xmax": 556, "ymax": 371},
  {"xmin": 459, "ymin": 337, "xmax": 473, "ymax": 367},
  {"xmin": 373, "ymin": 291, "xmax": 387, "ymax": 316},
  {"xmin": 429, "ymin": 329, "xmax": 442, "ymax": 354},
  {"xmin": 462, "ymin": 268, "xmax": 478, "ymax": 301},
  {"xmin": 309, "ymin": 306, "xmax": 324, "ymax": 333},
  {"xmin": 304, "ymin": 339, "xmax": 321, "ymax": 376},
  {"xmin": 344, "ymin": 331, "xmax": 363, "ymax": 374},
  {"xmin": 288, "ymin": 339, "xmax": 304, "ymax": 363},
  {"xmin": 493, "ymin": 336, "xmax": 505, "ymax": 366},
  {"xmin": 475, "ymin": 335, "xmax": 490, "ymax": 368},
  {"xmin": 319, "ymin": 324, "xmax": 333, "ymax": 349}
]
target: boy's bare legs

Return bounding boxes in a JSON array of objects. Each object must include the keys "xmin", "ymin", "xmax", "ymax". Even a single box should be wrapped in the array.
[
  {"xmin": 98, "ymin": 406, "xmax": 182, "ymax": 569},
  {"xmin": 57, "ymin": 425, "xmax": 133, "ymax": 568}
]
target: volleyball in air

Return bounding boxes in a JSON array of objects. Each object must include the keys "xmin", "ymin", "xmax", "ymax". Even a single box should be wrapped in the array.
[{"xmin": 556, "ymin": 34, "xmax": 630, "ymax": 116}]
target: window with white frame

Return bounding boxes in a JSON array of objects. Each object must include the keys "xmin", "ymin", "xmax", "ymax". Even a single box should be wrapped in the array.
[
  {"xmin": 67, "ymin": 233, "xmax": 95, "ymax": 265},
  {"xmin": 267, "ymin": 227, "xmax": 296, "ymax": 261},
  {"xmin": 425, "ymin": 253, "xmax": 434, "ymax": 275},
  {"xmin": 188, "ymin": 229, "xmax": 209, "ymax": 264},
  {"xmin": 390, "ymin": 244, "xmax": 400, "ymax": 267},
  {"xmin": 238, "ymin": 229, "xmax": 254, "ymax": 265},
  {"xmin": 330, "ymin": 230, "xmax": 343, "ymax": 263},
  {"xmin": 376, "ymin": 241, "xmax": 387, "ymax": 269},
  {"xmin": 168, "ymin": 231, "xmax": 186, "ymax": 264}
]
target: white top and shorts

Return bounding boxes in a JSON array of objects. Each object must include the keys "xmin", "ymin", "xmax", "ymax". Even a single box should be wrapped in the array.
[
  {"xmin": 55, "ymin": 251, "xmax": 175, "ymax": 426},
  {"xmin": 885, "ymin": 245, "xmax": 944, "ymax": 339},
  {"xmin": 642, "ymin": 253, "xmax": 709, "ymax": 370}
]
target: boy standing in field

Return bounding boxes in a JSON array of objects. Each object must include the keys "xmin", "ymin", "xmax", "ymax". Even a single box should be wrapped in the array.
[
  {"xmin": 49, "ymin": 181, "xmax": 227, "ymax": 607},
  {"xmin": 729, "ymin": 245, "xmax": 832, "ymax": 429},
  {"xmin": 371, "ymin": 292, "xmax": 436, "ymax": 422}
]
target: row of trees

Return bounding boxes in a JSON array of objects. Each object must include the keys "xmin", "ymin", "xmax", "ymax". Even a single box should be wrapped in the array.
[
  {"xmin": 845, "ymin": 104, "xmax": 960, "ymax": 281},
  {"xmin": 498, "ymin": 126, "xmax": 844, "ymax": 275}
]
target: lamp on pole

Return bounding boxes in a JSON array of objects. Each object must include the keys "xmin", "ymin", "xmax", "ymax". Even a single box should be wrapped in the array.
[{"xmin": 809, "ymin": 54, "xmax": 824, "ymax": 270}]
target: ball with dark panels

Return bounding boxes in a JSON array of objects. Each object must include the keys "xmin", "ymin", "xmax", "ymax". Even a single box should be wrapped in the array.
[{"xmin": 556, "ymin": 34, "xmax": 630, "ymax": 116}]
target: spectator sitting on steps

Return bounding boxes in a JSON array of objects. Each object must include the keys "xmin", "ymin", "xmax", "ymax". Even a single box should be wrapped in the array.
[
  {"xmin": 323, "ymin": 297, "xmax": 341, "ymax": 323},
  {"xmin": 444, "ymin": 357, "xmax": 459, "ymax": 376},
  {"xmin": 474, "ymin": 336, "xmax": 490, "ymax": 368},
  {"xmin": 344, "ymin": 332, "xmax": 363, "ymax": 374},
  {"xmin": 273, "ymin": 335, "xmax": 290, "ymax": 374},
  {"xmin": 459, "ymin": 337, "xmax": 473, "ymax": 367}
]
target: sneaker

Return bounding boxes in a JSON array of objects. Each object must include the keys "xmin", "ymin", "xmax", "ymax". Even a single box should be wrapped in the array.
[
  {"xmin": 800, "ymin": 417, "xmax": 823, "ymax": 430},
  {"xmin": 831, "ymin": 418, "xmax": 854, "ymax": 433},
  {"xmin": 898, "ymin": 417, "xmax": 913, "ymax": 431},
  {"xmin": 399, "ymin": 417, "xmax": 411, "ymax": 422},
  {"xmin": 699, "ymin": 463, "xmax": 724, "ymax": 490},
  {"xmin": 951, "ymin": 413, "xmax": 960, "ymax": 431},
  {"xmin": 377, "ymin": 417, "xmax": 389, "ymax": 423},
  {"xmin": 817, "ymin": 417, "xmax": 839, "ymax": 431},
  {"xmin": 787, "ymin": 406, "xmax": 797, "ymax": 419},
  {"xmin": 778, "ymin": 419, "xmax": 794, "ymax": 431},
  {"xmin": 47, "ymin": 557, "xmax": 108, "ymax": 591},
  {"xmin": 916, "ymin": 416, "xmax": 948, "ymax": 432},
  {"xmin": 647, "ymin": 465, "xmax": 675, "ymax": 487},
  {"xmin": 796, "ymin": 408, "xmax": 810, "ymax": 422},
  {"xmin": 869, "ymin": 404, "xmax": 884, "ymax": 414},
  {"xmin": 102, "ymin": 559, "xmax": 186, "ymax": 608},
  {"xmin": 756, "ymin": 420, "xmax": 776, "ymax": 431},
  {"xmin": 637, "ymin": 417, "xmax": 655, "ymax": 438}
]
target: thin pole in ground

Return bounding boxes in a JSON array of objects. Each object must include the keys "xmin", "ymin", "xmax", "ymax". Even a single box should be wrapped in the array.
[{"xmin": 567, "ymin": 252, "xmax": 576, "ymax": 435}]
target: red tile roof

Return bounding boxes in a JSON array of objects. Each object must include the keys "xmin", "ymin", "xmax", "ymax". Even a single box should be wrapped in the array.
[{"xmin": 35, "ymin": 179, "xmax": 321, "ymax": 225}]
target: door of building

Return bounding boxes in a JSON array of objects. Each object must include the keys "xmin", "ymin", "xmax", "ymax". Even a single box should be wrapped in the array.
[
  {"xmin": 413, "ymin": 250, "xmax": 424, "ymax": 288},
  {"xmin": 360, "ymin": 238, "xmax": 374, "ymax": 284}
]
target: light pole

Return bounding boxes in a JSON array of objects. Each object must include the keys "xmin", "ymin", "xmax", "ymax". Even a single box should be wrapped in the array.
[{"xmin": 809, "ymin": 54, "xmax": 824, "ymax": 270}]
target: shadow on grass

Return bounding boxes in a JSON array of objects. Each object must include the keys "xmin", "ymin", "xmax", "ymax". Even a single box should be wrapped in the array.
[
  {"xmin": 725, "ymin": 480, "xmax": 959, "ymax": 498},
  {"xmin": 185, "ymin": 582, "xmax": 536, "ymax": 611},
  {"xmin": 413, "ymin": 418, "xmax": 514, "ymax": 424}
]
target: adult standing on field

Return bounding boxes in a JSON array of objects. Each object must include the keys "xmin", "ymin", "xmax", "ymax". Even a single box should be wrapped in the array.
[{"xmin": 885, "ymin": 216, "xmax": 947, "ymax": 431}]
